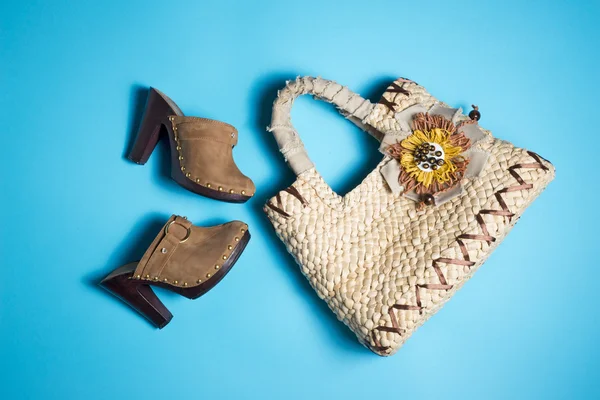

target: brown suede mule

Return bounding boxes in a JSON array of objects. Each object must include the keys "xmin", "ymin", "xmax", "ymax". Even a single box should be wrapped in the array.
[
  {"xmin": 128, "ymin": 88, "xmax": 255, "ymax": 203},
  {"xmin": 101, "ymin": 215, "xmax": 250, "ymax": 328}
]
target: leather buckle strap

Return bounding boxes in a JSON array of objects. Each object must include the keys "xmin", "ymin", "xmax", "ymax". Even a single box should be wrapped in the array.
[
  {"xmin": 132, "ymin": 215, "xmax": 192, "ymax": 280},
  {"xmin": 165, "ymin": 220, "xmax": 191, "ymax": 243}
]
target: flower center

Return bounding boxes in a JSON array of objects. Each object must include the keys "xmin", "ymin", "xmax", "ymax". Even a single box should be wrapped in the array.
[{"xmin": 413, "ymin": 142, "xmax": 445, "ymax": 172}]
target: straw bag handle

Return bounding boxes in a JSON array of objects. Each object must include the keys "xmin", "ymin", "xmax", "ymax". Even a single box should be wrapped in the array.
[{"xmin": 269, "ymin": 76, "xmax": 381, "ymax": 176}]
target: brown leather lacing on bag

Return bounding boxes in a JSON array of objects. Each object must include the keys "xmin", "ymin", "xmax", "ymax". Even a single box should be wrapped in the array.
[
  {"xmin": 369, "ymin": 151, "xmax": 550, "ymax": 354},
  {"xmin": 379, "ymin": 97, "xmax": 398, "ymax": 113},
  {"xmin": 266, "ymin": 193, "xmax": 291, "ymax": 218},
  {"xmin": 283, "ymin": 186, "xmax": 308, "ymax": 206},
  {"xmin": 379, "ymin": 82, "xmax": 411, "ymax": 112},
  {"xmin": 267, "ymin": 185, "xmax": 308, "ymax": 218}
]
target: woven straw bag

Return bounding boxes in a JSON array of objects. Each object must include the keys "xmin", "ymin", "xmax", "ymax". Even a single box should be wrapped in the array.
[{"xmin": 264, "ymin": 76, "xmax": 555, "ymax": 356}]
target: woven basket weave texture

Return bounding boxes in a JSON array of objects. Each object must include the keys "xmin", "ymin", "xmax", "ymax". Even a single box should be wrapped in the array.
[{"xmin": 265, "ymin": 77, "xmax": 555, "ymax": 355}]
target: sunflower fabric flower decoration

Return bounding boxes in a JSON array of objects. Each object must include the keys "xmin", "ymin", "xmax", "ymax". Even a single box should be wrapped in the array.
[
  {"xmin": 379, "ymin": 103, "xmax": 490, "ymax": 207},
  {"xmin": 387, "ymin": 112, "xmax": 471, "ymax": 198}
]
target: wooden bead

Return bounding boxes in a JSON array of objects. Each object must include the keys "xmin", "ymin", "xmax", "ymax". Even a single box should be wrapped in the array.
[
  {"xmin": 422, "ymin": 194, "xmax": 435, "ymax": 206},
  {"xmin": 469, "ymin": 105, "xmax": 481, "ymax": 121}
]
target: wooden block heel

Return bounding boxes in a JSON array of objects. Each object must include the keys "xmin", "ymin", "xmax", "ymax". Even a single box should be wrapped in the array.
[
  {"xmin": 126, "ymin": 87, "xmax": 255, "ymax": 202},
  {"xmin": 128, "ymin": 88, "xmax": 176, "ymax": 165},
  {"xmin": 100, "ymin": 263, "xmax": 173, "ymax": 329}
]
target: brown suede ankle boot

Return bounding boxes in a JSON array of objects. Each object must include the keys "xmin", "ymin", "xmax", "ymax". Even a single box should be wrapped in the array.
[
  {"xmin": 128, "ymin": 88, "xmax": 255, "ymax": 203},
  {"xmin": 100, "ymin": 215, "xmax": 250, "ymax": 328}
]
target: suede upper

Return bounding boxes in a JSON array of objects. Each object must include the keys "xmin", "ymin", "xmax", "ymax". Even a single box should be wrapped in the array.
[
  {"xmin": 172, "ymin": 116, "xmax": 255, "ymax": 196},
  {"xmin": 132, "ymin": 215, "xmax": 248, "ymax": 287}
]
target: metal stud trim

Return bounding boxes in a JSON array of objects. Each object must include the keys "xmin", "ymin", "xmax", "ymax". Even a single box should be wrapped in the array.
[
  {"xmin": 181, "ymin": 224, "xmax": 248, "ymax": 288},
  {"xmin": 170, "ymin": 119, "xmax": 250, "ymax": 195}
]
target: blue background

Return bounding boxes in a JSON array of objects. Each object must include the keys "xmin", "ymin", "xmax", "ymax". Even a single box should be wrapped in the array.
[{"xmin": 2, "ymin": 0, "xmax": 599, "ymax": 399}]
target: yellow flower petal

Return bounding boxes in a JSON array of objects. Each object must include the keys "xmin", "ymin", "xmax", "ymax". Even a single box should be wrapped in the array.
[{"xmin": 397, "ymin": 127, "xmax": 467, "ymax": 190}]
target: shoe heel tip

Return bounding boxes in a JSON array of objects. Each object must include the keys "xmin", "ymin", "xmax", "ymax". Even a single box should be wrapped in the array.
[
  {"xmin": 127, "ymin": 155, "xmax": 145, "ymax": 165},
  {"xmin": 157, "ymin": 316, "xmax": 173, "ymax": 329}
]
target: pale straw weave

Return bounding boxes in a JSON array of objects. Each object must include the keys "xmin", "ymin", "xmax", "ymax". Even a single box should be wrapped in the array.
[{"xmin": 265, "ymin": 77, "xmax": 555, "ymax": 356}]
